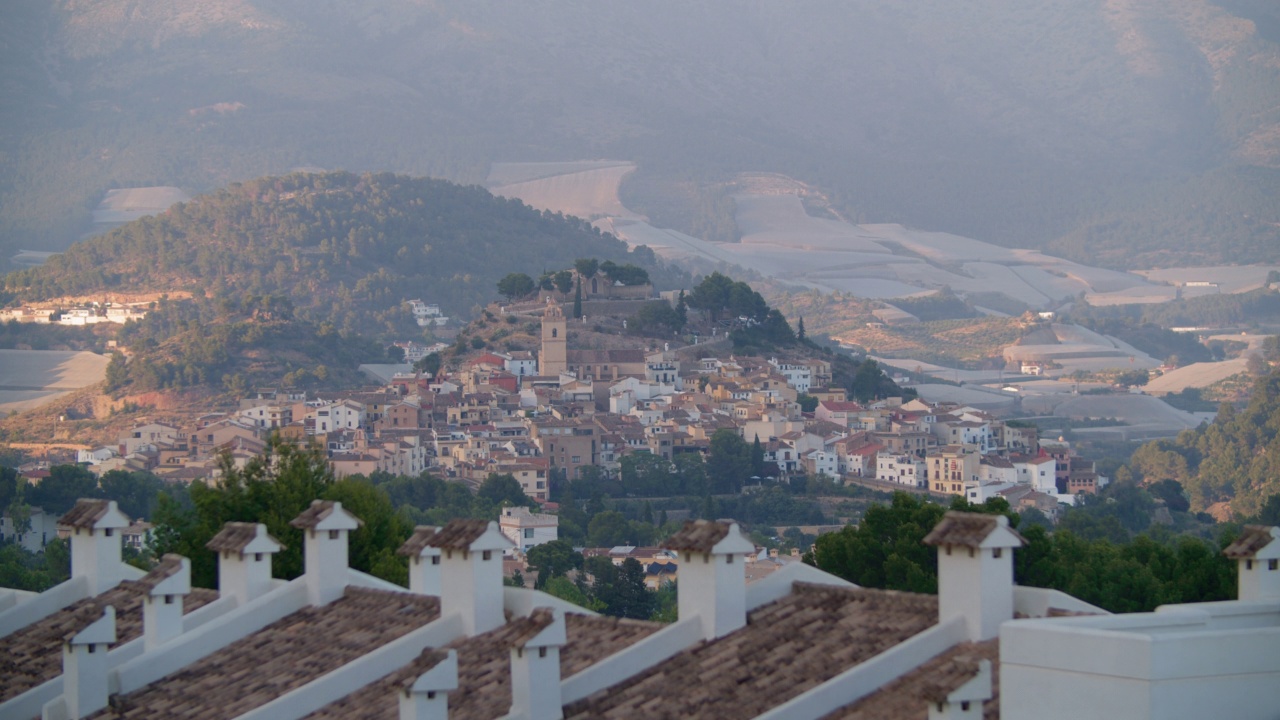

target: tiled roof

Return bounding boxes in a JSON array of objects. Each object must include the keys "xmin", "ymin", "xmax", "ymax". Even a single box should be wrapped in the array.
[
  {"xmin": 58, "ymin": 499, "xmax": 114, "ymax": 528},
  {"xmin": 661, "ymin": 520, "xmax": 730, "ymax": 552},
  {"xmin": 0, "ymin": 582, "xmax": 219, "ymax": 703},
  {"xmin": 923, "ymin": 512, "xmax": 1026, "ymax": 549},
  {"xmin": 563, "ymin": 584, "xmax": 938, "ymax": 719},
  {"xmin": 427, "ymin": 519, "xmax": 491, "ymax": 550},
  {"xmin": 206, "ymin": 522, "xmax": 282, "ymax": 553},
  {"xmin": 57, "ymin": 600, "xmax": 110, "ymax": 643},
  {"xmin": 301, "ymin": 612, "xmax": 660, "ymax": 720},
  {"xmin": 1223, "ymin": 525, "xmax": 1278, "ymax": 558},
  {"xmin": 397, "ymin": 526, "xmax": 439, "ymax": 556},
  {"xmin": 822, "ymin": 640, "xmax": 999, "ymax": 720},
  {"xmin": 89, "ymin": 588, "xmax": 440, "ymax": 719}
]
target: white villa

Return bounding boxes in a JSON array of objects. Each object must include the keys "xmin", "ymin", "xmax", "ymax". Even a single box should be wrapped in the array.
[{"xmin": 0, "ymin": 500, "xmax": 1276, "ymax": 719}]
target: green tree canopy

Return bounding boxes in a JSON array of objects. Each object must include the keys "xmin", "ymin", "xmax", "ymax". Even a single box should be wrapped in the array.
[{"xmin": 497, "ymin": 272, "xmax": 536, "ymax": 301}]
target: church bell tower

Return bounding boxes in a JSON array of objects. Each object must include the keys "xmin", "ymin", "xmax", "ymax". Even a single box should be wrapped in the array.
[{"xmin": 540, "ymin": 299, "xmax": 567, "ymax": 376}]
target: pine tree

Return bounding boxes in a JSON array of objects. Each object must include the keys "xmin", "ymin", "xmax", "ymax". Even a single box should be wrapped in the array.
[
  {"xmin": 797, "ymin": 316, "xmax": 806, "ymax": 341},
  {"xmin": 573, "ymin": 278, "xmax": 583, "ymax": 319}
]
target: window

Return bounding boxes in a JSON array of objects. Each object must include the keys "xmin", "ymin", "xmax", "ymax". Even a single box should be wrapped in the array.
[
  {"xmin": 524, "ymin": 529, "xmax": 534, "ymax": 538},
  {"xmin": 571, "ymin": 456, "xmax": 581, "ymax": 463},
  {"xmin": 1271, "ymin": 559, "xmax": 1279, "ymax": 571},
  {"xmin": 993, "ymin": 548, "xmax": 1003, "ymax": 559}
]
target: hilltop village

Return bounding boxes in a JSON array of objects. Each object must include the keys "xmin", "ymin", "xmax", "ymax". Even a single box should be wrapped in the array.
[{"xmin": 38, "ymin": 286, "xmax": 1100, "ymax": 535}]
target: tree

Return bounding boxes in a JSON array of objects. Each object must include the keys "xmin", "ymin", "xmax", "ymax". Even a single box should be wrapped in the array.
[
  {"xmin": 620, "ymin": 453, "xmax": 677, "ymax": 496},
  {"xmin": 323, "ymin": 477, "xmax": 412, "ymax": 587},
  {"xmin": 26, "ymin": 465, "xmax": 100, "ymax": 515},
  {"xmin": 797, "ymin": 316, "xmax": 806, "ymax": 341},
  {"xmin": 553, "ymin": 270, "xmax": 575, "ymax": 294},
  {"xmin": 588, "ymin": 556, "xmax": 655, "ymax": 619},
  {"xmin": 526, "ymin": 539, "xmax": 583, "ymax": 588},
  {"xmin": 477, "ymin": 473, "xmax": 532, "ymax": 508},
  {"xmin": 574, "ymin": 258, "xmax": 599, "ymax": 279},
  {"xmin": 413, "ymin": 352, "xmax": 442, "ymax": 376},
  {"xmin": 631, "ymin": 301, "xmax": 683, "ymax": 334},
  {"xmin": 151, "ymin": 440, "xmax": 336, "ymax": 588},
  {"xmin": 707, "ymin": 429, "xmax": 752, "ymax": 494},
  {"xmin": 573, "ymin": 278, "xmax": 583, "ymax": 319},
  {"xmin": 587, "ymin": 510, "xmax": 634, "ymax": 547},
  {"xmin": 498, "ymin": 272, "xmax": 537, "ymax": 301},
  {"xmin": 98, "ymin": 470, "xmax": 167, "ymax": 520}
]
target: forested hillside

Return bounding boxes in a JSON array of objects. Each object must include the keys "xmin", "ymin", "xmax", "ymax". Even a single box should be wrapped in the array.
[
  {"xmin": 3, "ymin": 0, "xmax": 1279, "ymax": 269},
  {"xmin": 2, "ymin": 172, "xmax": 669, "ymax": 333},
  {"xmin": 1129, "ymin": 367, "xmax": 1280, "ymax": 516}
]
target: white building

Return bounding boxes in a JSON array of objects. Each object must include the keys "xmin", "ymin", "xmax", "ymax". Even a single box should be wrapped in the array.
[
  {"xmin": 877, "ymin": 453, "xmax": 926, "ymax": 488},
  {"xmin": 0, "ymin": 507, "xmax": 61, "ymax": 552},
  {"xmin": 499, "ymin": 506, "xmax": 559, "ymax": 552},
  {"xmin": 3, "ymin": 497, "xmax": 1277, "ymax": 720},
  {"xmin": 308, "ymin": 399, "xmax": 365, "ymax": 434},
  {"xmin": 406, "ymin": 299, "xmax": 449, "ymax": 326},
  {"xmin": 768, "ymin": 357, "xmax": 812, "ymax": 393}
]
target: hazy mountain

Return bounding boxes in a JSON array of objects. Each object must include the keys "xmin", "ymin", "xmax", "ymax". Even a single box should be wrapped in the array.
[{"xmin": 3, "ymin": 0, "xmax": 1279, "ymax": 268}]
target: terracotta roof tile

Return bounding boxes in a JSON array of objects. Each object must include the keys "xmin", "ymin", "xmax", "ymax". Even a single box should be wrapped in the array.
[
  {"xmin": 300, "ymin": 612, "xmax": 661, "ymax": 720},
  {"xmin": 58, "ymin": 499, "xmax": 114, "ymax": 528},
  {"xmin": 661, "ymin": 520, "xmax": 730, "ymax": 552},
  {"xmin": 397, "ymin": 526, "xmax": 440, "ymax": 556},
  {"xmin": 503, "ymin": 609, "xmax": 555, "ymax": 649},
  {"xmin": 89, "ymin": 588, "xmax": 439, "ymax": 720},
  {"xmin": 0, "ymin": 582, "xmax": 219, "ymax": 703},
  {"xmin": 1223, "ymin": 525, "xmax": 1278, "ymax": 558},
  {"xmin": 563, "ymin": 584, "xmax": 938, "ymax": 719},
  {"xmin": 206, "ymin": 522, "xmax": 284, "ymax": 553},
  {"xmin": 57, "ymin": 601, "xmax": 110, "ymax": 643},
  {"xmin": 922, "ymin": 512, "xmax": 1025, "ymax": 549},
  {"xmin": 823, "ymin": 640, "xmax": 999, "ymax": 720},
  {"xmin": 289, "ymin": 500, "xmax": 363, "ymax": 529},
  {"xmin": 427, "ymin": 519, "xmax": 491, "ymax": 550}
]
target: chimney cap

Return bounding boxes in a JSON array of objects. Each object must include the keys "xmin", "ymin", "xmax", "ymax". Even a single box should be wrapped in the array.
[
  {"xmin": 59, "ymin": 499, "xmax": 131, "ymax": 531},
  {"xmin": 401, "ymin": 648, "xmax": 459, "ymax": 694},
  {"xmin": 1223, "ymin": 525, "xmax": 1280, "ymax": 559},
  {"xmin": 136, "ymin": 554, "xmax": 191, "ymax": 596},
  {"xmin": 923, "ymin": 512, "xmax": 1026, "ymax": 550},
  {"xmin": 507, "ymin": 607, "xmax": 565, "ymax": 649},
  {"xmin": 662, "ymin": 519, "xmax": 754, "ymax": 555},
  {"xmin": 920, "ymin": 657, "xmax": 992, "ymax": 705},
  {"xmin": 63, "ymin": 603, "xmax": 117, "ymax": 646},
  {"xmin": 397, "ymin": 526, "xmax": 441, "ymax": 557},
  {"xmin": 289, "ymin": 500, "xmax": 364, "ymax": 531},
  {"xmin": 428, "ymin": 519, "xmax": 513, "ymax": 552},
  {"xmin": 206, "ymin": 522, "xmax": 285, "ymax": 554}
]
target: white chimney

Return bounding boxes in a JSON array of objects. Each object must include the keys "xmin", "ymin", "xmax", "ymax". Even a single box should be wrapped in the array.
[
  {"xmin": 661, "ymin": 520, "xmax": 755, "ymax": 640},
  {"xmin": 429, "ymin": 519, "xmax": 513, "ymax": 635},
  {"xmin": 140, "ymin": 554, "xmax": 191, "ymax": 650},
  {"xmin": 925, "ymin": 659, "xmax": 992, "ymax": 720},
  {"xmin": 923, "ymin": 512, "xmax": 1026, "ymax": 642},
  {"xmin": 205, "ymin": 522, "xmax": 283, "ymax": 605},
  {"xmin": 1223, "ymin": 525, "xmax": 1280, "ymax": 602},
  {"xmin": 52, "ymin": 604, "xmax": 116, "ymax": 720},
  {"xmin": 398, "ymin": 526, "xmax": 443, "ymax": 596},
  {"xmin": 399, "ymin": 649, "xmax": 458, "ymax": 720},
  {"xmin": 59, "ymin": 499, "xmax": 131, "ymax": 595},
  {"xmin": 508, "ymin": 608, "xmax": 566, "ymax": 720},
  {"xmin": 290, "ymin": 500, "xmax": 364, "ymax": 606}
]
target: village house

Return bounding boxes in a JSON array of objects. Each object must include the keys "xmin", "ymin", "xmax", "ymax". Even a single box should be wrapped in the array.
[{"xmin": 499, "ymin": 506, "xmax": 559, "ymax": 552}]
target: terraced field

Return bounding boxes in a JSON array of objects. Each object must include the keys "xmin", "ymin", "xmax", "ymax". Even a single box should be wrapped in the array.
[{"xmin": 0, "ymin": 350, "xmax": 109, "ymax": 414}]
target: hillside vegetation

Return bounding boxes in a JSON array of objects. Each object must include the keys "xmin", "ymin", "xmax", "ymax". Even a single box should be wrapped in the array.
[
  {"xmin": 2, "ymin": 172, "xmax": 668, "ymax": 334},
  {"xmin": 1128, "ymin": 367, "xmax": 1280, "ymax": 516},
  {"xmin": 2, "ymin": 1, "xmax": 1279, "ymax": 269}
]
